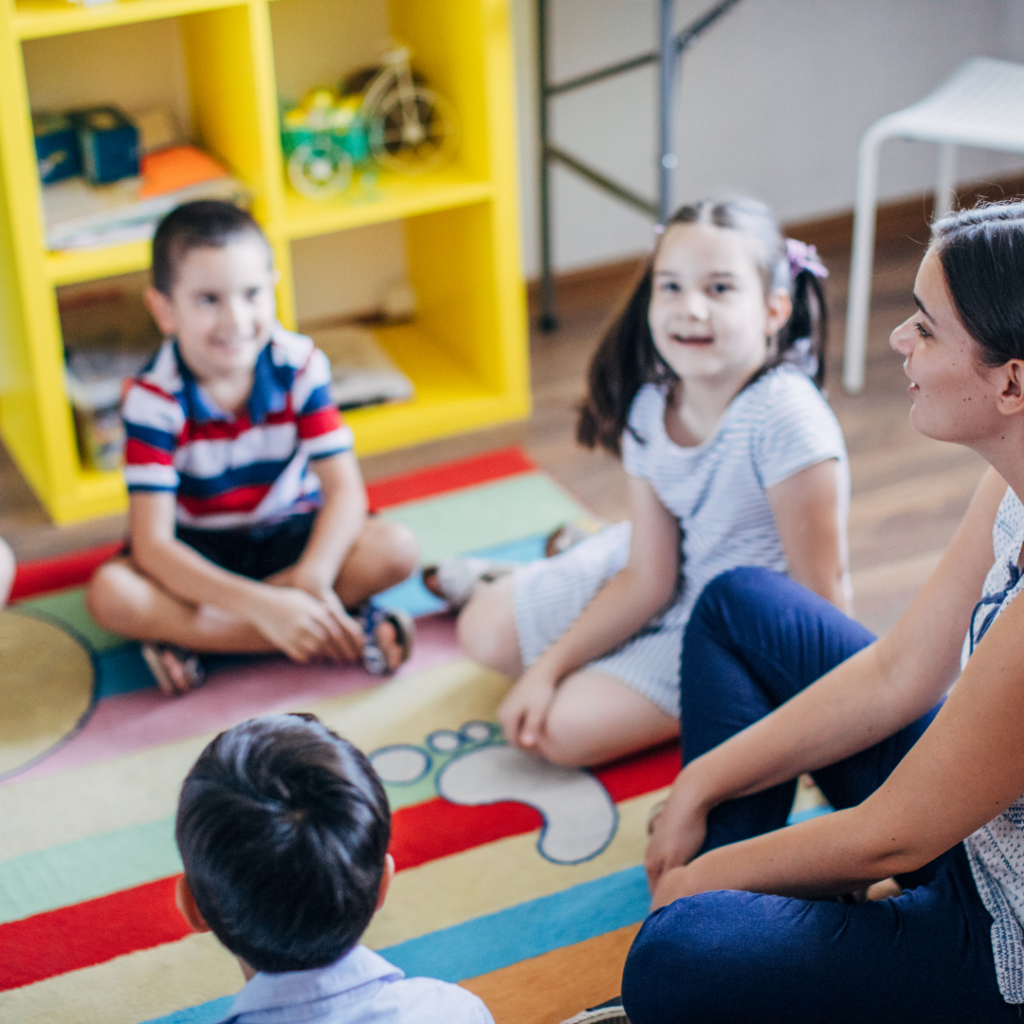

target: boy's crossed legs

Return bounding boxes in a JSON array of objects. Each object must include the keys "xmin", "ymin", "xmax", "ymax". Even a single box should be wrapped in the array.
[{"xmin": 88, "ymin": 518, "xmax": 418, "ymax": 692}]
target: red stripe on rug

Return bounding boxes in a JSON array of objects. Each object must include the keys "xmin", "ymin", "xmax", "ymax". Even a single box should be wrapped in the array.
[
  {"xmin": 365, "ymin": 447, "xmax": 535, "ymax": 511},
  {"xmin": 391, "ymin": 799, "xmax": 544, "ymax": 871},
  {"xmin": 0, "ymin": 875, "xmax": 189, "ymax": 991},
  {"xmin": 0, "ymin": 742, "xmax": 678, "ymax": 991},
  {"xmin": 9, "ymin": 541, "xmax": 124, "ymax": 603}
]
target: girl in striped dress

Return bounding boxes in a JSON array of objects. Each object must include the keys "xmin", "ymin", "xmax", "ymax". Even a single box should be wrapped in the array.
[{"xmin": 435, "ymin": 197, "xmax": 851, "ymax": 767}]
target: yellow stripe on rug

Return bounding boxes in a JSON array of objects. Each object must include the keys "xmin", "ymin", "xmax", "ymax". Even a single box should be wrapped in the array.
[{"xmin": 0, "ymin": 660, "xmax": 509, "ymax": 861}]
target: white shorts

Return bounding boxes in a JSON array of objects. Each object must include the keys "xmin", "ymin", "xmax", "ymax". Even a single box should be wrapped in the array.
[{"xmin": 511, "ymin": 522, "xmax": 686, "ymax": 717}]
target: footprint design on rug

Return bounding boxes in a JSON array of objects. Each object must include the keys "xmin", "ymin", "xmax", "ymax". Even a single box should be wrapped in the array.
[{"xmin": 370, "ymin": 721, "xmax": 618, "ymax": 865}]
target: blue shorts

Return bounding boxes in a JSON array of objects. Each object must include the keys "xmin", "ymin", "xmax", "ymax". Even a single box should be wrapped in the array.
[{"xmin": 175, "ymin": 511, "xmax": 318, "ymax": 580}]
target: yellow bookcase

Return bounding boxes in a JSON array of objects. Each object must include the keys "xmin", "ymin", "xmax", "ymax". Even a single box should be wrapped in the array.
[{"xmin": 0, "ymin": 0, "xmax": 529, "ymax": 524}]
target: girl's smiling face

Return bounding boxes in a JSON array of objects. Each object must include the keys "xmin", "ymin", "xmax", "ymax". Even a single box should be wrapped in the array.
[
  {"xmin": 889, "ymin": 249, "xmax": 1002, "ymax": 445},
  {"xmin": 647, "ymin": 223, "xmax": 791, "ymax": 389}
]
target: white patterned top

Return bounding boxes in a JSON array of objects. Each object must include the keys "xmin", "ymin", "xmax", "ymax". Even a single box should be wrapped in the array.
[
  {"xmin": 621, "ymin": 365, "xmax": 849, "ymax": 614},
  {"xmin": 964, "ymin": 487, "xmax": 1024, "ymax": 1004}
]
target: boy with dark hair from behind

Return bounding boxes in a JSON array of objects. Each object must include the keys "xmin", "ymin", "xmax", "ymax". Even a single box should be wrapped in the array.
[
  {"xmin": 87, "ymin": 200, "xmax": 419, "ymax": 694},
  {"xmin": 175, "ymin": 713, "xmax": 494, "ymax": 1023}
]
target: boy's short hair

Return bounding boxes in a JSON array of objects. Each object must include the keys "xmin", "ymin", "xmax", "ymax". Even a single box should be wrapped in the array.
[
  {"xmin": 151, "ymin": 200, "xmax": 270, "ymax": 296},
  {"xmin": 176, "ymin": 713, "xmax": 391, "ymax": 973}
]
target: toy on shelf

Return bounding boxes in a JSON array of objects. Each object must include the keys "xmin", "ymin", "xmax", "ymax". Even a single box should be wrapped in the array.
[
  {"xmin": 280, "ymin": 46, "xmax": 459, "ymax": 200},
  {"xmin": 74, "ymin": 107, "xmax": 139, "ymax": 185}
]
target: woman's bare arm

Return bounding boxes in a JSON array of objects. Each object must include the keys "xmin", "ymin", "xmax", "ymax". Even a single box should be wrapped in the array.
[{"xmin": 646, "ymin": 466, "xmax": 1004, "ymax": 888}]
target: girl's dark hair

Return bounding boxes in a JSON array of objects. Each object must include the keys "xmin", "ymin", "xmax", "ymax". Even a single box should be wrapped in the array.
[
  {"xmin": 577, "ymin": 196, "xmax": 828, "ymax": 456},
  {"xmin": 152, "ymin": 200, "xmax": 269, "ymax": 296},
  {"xmin": 930, "ymin": 200, "xmax": 1024, "ymax": 366},
  {"xmin": 176, "ymin": 713, "xmax": 390, "ymax": 973}
]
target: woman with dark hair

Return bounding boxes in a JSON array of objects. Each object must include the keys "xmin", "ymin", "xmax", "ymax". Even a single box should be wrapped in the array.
[
  {"xmin": 628, "ymin": 200, "xmax": 1024, "ymax": 1023},
  {"xmin": 425, "ymin": 197, "xmax": 850, "ymax": 769}
]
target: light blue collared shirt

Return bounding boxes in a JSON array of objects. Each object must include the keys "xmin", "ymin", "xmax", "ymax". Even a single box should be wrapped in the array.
[{"xmin": 219, "ymin": 945, "xmax": 495, "ymax": 1024}]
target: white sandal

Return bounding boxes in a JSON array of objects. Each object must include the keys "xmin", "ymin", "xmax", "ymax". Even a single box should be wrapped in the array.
[{"xmin": 421, "ymin": 557, "xmax": 517, "ymax": 611}]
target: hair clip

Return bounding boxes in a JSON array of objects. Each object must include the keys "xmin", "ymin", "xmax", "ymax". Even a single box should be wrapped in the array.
[{"xmin": 786, "ymin": 238, "xmax": 829, "ymax": 280}]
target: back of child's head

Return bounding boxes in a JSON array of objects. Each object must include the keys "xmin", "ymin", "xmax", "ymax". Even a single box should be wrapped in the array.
[
  {"xmin": 578, "ymin": 195, "xmax": 829, "ymax": 455},
  {"xmin": 176, "ymin": 713, "xmax": 390, "ymax": 973},
  {"xmin": 152, "ymin": 200, "xmax": 269, "ymax": 296}
]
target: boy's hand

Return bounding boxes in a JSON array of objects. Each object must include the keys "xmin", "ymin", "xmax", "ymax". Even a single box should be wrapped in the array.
[
  {"xmin": 498, "ymin": 665, "xmax": 559, "ymax": 751},
  {"xmin": 247, "ymin": 586, "xmax": 357, "ymax": 663}
]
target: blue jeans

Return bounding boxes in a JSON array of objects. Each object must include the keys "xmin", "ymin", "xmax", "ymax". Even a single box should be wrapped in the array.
[{"xmin": 622, "ymin": 567, "xmax": 1013, "ymax": 1024}]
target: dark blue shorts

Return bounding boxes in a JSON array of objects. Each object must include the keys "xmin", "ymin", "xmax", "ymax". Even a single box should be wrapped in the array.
[{"xmin": 175, "ymin": 511, "xmax": 318, "ymax": 580}]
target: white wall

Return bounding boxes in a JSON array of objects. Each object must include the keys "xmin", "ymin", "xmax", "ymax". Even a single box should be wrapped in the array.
[{"xmin": 513, "ymin": 0, "xmax": 1024, "ymax": 276}]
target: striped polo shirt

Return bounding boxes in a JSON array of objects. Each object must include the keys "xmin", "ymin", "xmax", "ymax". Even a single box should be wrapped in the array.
[{"xmin": 122, "ymin": 327, "xmax": 354, "ymax": 530}]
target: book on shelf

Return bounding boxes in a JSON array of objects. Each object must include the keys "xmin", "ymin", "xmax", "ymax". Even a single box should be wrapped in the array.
[
  {"xmin": 43, "ymin": 145, "xmax": 250, "ymax": 251},
  {"xmin": 310, "ymin": 325, "xmax": 415, "ymax": 411}
]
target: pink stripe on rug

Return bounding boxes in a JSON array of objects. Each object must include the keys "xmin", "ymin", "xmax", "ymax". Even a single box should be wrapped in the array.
[{"xmin": 7, "ymin": 615, "xmax": 461, "ymax": 785}]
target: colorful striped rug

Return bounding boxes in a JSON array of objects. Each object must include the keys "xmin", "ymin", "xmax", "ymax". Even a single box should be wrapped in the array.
[{"xmin": 0, "ymin": 448, "xmax": 678, "ymax": 1024}]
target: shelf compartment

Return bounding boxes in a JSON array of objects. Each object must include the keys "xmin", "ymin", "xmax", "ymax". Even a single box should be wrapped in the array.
[
  {"xmin": 14, "ymin": 0, "xmax": 250, "ymax": 40},
  {"xmin": 280, "ymin": 167, "xmax": 492, "ymax": 240},
  {"xmin": 336, "ymin": 322, "xmax": 529, "ymax": 456},
  {"xmin": 44, "ymin": 239, "xmax": 152, "ymax": 285}
]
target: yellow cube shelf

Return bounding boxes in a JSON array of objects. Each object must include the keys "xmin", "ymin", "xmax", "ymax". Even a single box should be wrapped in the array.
[{"xmin": 0, "ymin": 0, "xmax": 529, "ymax": 524}]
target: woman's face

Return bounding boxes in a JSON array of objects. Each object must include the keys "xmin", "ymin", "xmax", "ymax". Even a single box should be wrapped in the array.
[
  {"xmin": 647, "ymin": 223, "xmax": 791, "ymax": 388},
  {"xmin": 890, "ymin": 249, "xmax": 1003, "ymax": 445}
]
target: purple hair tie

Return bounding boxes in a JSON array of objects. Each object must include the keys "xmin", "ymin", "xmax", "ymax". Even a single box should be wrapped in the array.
[{"xmin": 786, "ymin": 238, "xmax": 829, "ymax": 281}]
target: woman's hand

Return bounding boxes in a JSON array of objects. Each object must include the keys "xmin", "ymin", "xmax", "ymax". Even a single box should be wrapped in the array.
[
  {"xmin": 645, "ymin": 770, "xmax": 710, "ymax": 891},
  {"xmin": 498, "ymin": 663, "xmax": 560, "ymax": 750}
]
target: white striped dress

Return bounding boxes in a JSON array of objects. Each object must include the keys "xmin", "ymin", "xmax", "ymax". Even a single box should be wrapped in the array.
[{"xmin": 512, "ymin": 365, "xmax": 849, "ymax": 716}]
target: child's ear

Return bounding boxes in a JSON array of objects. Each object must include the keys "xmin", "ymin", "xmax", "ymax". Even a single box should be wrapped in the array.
[
  {"xmin": 375, "ymin": 853, "xmax": 395, "ymax": 912},
  {"xmin": 175, "ymin": 875, "xmax": 212, "ymax": 933},
  {"xmin": 144, "ymin": 286, "xmax": 178, "ymax": 336},
  {"xmin": 765, "ymin": 287, "xmax": 792, "ymax": 337}
]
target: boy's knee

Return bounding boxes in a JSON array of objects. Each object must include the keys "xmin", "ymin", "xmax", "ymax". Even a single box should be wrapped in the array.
[
  {"xmin": 0, "ymin": 538, "xmax": 14, "ymax": 605},
  {"xmin": 86, "ymin": 561, "xmax": 135, "ymax": 630},
  {"xmin": 370, "ymin": 520, "xmax": 419, "ymax": 586}
]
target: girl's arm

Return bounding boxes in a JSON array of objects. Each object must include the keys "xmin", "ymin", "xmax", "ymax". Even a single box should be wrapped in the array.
[
  {"xmin": 654, "ymin": 554, "xmax": 1024, "ymax": 905},
  {"xmin": 768, "ymin": 458, "xmax": 850, "ymax": 613},
  {"xmin": 499, "ymin": 475, "xmax": 680, "ymax": 749},
  {"xmin": 646, "ymin": 466, "xmax": 1003, "ymax": 888}
]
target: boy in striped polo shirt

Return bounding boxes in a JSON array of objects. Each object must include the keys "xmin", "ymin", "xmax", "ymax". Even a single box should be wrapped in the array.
[{"xmin": 87, "ymin": 201, "xmax": 419, "ymax": 695}]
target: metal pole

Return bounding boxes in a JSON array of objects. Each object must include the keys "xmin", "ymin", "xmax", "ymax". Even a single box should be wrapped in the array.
[
  {"xmin": 537, "ymin": 0, "xmax": 557, "ymax": 331},
  {"xmin": 657, "ymin": 0, "xmax": 677, "ymax": 227}
]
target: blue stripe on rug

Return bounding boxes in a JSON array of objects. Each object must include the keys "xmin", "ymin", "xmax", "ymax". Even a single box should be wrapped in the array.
[{"xmin": 140, "ymin": 865, "xmax": 649, "ymax": 1024}]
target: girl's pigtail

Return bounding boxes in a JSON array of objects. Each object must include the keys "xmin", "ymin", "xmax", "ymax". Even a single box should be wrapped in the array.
[
  {"xmin": 776, "ymin": 240, "xmax": 829, "ymax": 390},
  {"xmin": 577, "ymin": 267, "xmax": 664, "ymax": 457}
]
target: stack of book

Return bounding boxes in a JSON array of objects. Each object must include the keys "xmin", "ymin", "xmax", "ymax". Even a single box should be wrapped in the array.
[{"xmin": 43, "ymin": 144, "xmax": 249, "ymax": 250}]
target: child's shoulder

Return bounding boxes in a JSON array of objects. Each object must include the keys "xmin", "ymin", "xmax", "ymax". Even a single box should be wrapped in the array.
[
  {"xmin": 741, "ymin": 364, "xmax": 831, "ymax": 419},
  {"xmin": 267, "ymin": 324, "xmax": 318, "ymax": 370}
]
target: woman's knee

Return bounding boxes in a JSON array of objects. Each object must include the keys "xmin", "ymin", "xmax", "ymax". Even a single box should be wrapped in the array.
[
  {"xmin": 456, "ymin": 577, "xmax": 521, "ymax": 674},
  {"xmin": 623, "ymin": 891, "xmax": 772, "ymax": 1024}
]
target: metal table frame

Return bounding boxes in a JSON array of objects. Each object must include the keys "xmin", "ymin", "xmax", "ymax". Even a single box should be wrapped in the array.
[{"xmin": 536, "ymin": 0, "xmax": 743, "ymax": 330}]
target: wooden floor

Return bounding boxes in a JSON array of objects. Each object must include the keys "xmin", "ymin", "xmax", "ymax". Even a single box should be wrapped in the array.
[{"xmin": 0, "ymin": 195, "xmax": 995, "ymax": 638}]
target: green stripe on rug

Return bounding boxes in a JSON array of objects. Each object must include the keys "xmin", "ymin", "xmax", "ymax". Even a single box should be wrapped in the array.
[
  {"xmin": 0, "ymin": 818, "xmax": 181, "ymax": 924},
  {"xmin": 15, "ymin": 472, "xmax": 585, "ymax": 648},
  {"xmin": 379, "ymin": 473, "xmax": 585, "ymax": 565}
]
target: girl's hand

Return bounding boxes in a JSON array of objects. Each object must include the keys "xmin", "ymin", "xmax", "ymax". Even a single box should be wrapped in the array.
[
  {"xmin": 247, "ymin": 586, "xmax": 353, "ymax": 662},
  {"xmin": 498, "ymin": 665, "xmax": 560, "ymax": 750},
  {"xmin": 644, "ymin": 771, "xmax": 710, "ymax": 891}
]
